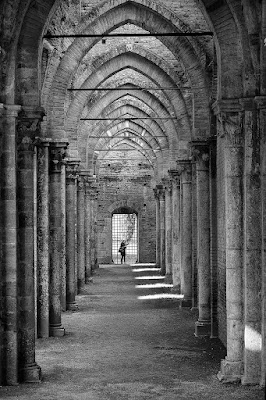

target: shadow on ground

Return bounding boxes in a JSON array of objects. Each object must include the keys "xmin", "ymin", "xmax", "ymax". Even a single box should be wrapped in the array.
[{"xmin": 0, "ymin": 264, "xmax": 264, "ymax": 399}]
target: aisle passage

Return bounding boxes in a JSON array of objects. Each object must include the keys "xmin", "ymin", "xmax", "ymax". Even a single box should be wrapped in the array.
[{"xmin": 0, "ymin": 265, "xmax": 263, "ymax": 400}]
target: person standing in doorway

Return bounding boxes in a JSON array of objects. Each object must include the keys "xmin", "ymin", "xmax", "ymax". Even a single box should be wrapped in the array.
[{"xmin": 119, "ymin": 241, "xmax": 126, "ymax": 264}]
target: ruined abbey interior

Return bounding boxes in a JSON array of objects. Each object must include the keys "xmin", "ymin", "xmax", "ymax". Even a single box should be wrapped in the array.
[{"xmin": 0, "ymin": 0, "xmax": 265, "ymax": 396}]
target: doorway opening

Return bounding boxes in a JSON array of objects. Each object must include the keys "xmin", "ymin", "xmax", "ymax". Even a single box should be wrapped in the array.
[{"xmin": 112, "ymin": 208, "xmax": 138, "ymax": 264}]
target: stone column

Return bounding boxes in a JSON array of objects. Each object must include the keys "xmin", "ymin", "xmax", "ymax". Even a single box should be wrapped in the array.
[
  {"xmin": 84, "ymin": 178, "xmax": 93, "ymax": 282},
  {"xmin": 65, "ymin": 159, "xmax": 80, "ymax": 311},
  {"xmin": 215, "ymin": 101, "xmax": 244, "ymax": 383},
  {"xmin": 153, "ymin": 187, "xmax": 161, "ymax": 268},
  {"xmin": 77, "ymin": 173, "xmax": 86, "ymax": 292},
  {"xmin": 1, "ymin": 105, "xmax": 21, "ymax": 385},
  {"xmin": 157, "ymin": 184, "xmax": 165, "ymax": 275},
  {"xmin": 260, "ymin": 3, "xmax": 266, "ymax": 389},
  {"xmin": 179, "ymin": 160, "xmax": 192, "ymax": 307},
  {"xmin": 256, "ymin": 96, "xmax": 266, "ymax": 387},
  {"xmin": 241, "ymin": 98, "xmax": 262, "ymax": 385},
  {"xmin": 90, "ymin": 184, "xmax": 99, "ymax": 273},
  {"xmin": 36, "ymin": 138, "xmax": 51, "ymax": 338},
  {"xmin": 60, "ymin": 161, "xmax": 67, "ymax": 311},
  {"xmin": 168, "ymin": 170, "xmax": 181, "ymax": 292},
  {"xmin": 191, "ymin": 141, "xmax": 211, "ymax": 337},
  {"xmin": 49, "ymin": 140, "xmax": 68, "ymax": 337},
  {"xmin": 17, "ymin": 107, "xmax": 44, "ymax": 382},
  {"xmin": 163, "ymin": 178, "xmax": 172, "ymax": 283},
  {"xmin": 209, "ymin": 137, "xmax": 218, "ymax": 338}
]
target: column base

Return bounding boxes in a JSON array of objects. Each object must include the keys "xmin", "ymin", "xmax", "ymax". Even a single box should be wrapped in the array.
[
  {"xmin": 22, "ymin": 363, "xmax": 41, "ymax": 383},
  {"xmin": 217, "ymin": 358, "xmax": 242, "ymax": 383},
  {"xmin": 49, "ymin": 325, "xmax": 65, "ymax": 337},
  {"xmin": 66, "ymin": 302, "xmax": 79, "ymax": 311},
  {"xmin": 164, "ymin": 273, "xmax": 173, "ymax": 284},
  {"xmin": 194, "ymin": 320, "xmax": 211, "ymax": 337},
  {"xmin": 241, "ymin": 376, "xmax": 260, "ymax": 386},
  {"xmin": 77, "ymin": 280, "xmax": 85, "ymax": 293},
  {"xmin": 181, "ymin": 298, "xmax": 192, "ymax": 308}
]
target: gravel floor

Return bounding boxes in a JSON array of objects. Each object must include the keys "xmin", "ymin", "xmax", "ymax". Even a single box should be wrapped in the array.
[{"xmin": 0, "ymin": 264, "xmax": 264, "ymax": 399}]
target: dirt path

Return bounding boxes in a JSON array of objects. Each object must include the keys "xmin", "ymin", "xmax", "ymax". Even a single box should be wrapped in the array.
[{"xmin": 0, "ymin": 264, "xmax": 264, "ymax": 399}]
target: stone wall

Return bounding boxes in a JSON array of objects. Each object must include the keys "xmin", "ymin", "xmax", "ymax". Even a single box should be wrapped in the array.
[{"xmin": 97, "ymin": 149, "xmax": 156, "ymax": 264}]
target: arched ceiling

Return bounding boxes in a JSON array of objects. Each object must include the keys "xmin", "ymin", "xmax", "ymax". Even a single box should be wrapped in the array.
[
  {"xmin": 0, "ymin": 0, "xmax": 262, "ymax": 177},
  {"xmin": 41, "ymin": 0, "xmax": 214, "ymax": 176}
]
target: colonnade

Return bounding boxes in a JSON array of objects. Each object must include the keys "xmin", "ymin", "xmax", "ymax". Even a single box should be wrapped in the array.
[
  {"xmin": 153, "ymin": 98, "xmax": 265, "ymax": 385},
  {"xmin": 0, "ymin": 105, "xmax": 99, "ymax": 385}
]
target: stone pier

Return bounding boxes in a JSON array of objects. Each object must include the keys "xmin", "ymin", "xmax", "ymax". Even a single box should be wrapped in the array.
[
  {"xmin": 17, "ymin": 107, "xmax": 44, "ymax": 382},
  {"xmin": 241, "ymin": 98, "xmax": 262, "ymax": 385},
  {"xmin": 153, "ymin": 187, "xmax": 161, "ymax": 268},
  {"xmin": 179, "ymin": 160, "xmax": 192, "ymax": 307},
  {"xmin": 216, "ymin": 102, "xmax": 244, "ymax": 383},
  {"xmin": 168, "ymin": 170, "xmax": 181, "ymax": 293},
  {"xmin": 157, "ymin": 184, "xmax": 165, "ymax": 275},
  {"xmin": 1, "ymin": 105, "xmax": 21, "ymax": 385},
  {"xmin": 191, "ymin": 141, "xmax": 211, "ymax": 337},
  {"xmin": 163, "ymin": 178, "xmax": 172, "ymax": 283},
  {"xmin": 77, "ymin": 172, "xmax": 86, "ymax": 292},
  {"xmin": 65, "ymin": 159, "xmax": 80, "ymax": 311},
  {"xmin": 49, "ymin": 140, "xmax": 68, "ymax": 337},
  {"xmin": 36, "ymin": 139, "xmax": 50, "ymax": 339}
]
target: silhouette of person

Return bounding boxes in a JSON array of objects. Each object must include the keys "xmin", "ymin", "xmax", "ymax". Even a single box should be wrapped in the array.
[{"xmin": 119, "ymin": 241, "xmax": 126, "ymax": 264}]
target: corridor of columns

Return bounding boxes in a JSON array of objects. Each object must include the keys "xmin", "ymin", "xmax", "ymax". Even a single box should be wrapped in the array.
[
  {"xmin": 0, "ymin": 0, "xmax": 266, "ymax": 394},
  {"xmin": 0, "ymin": 263, "xmax": 263, "ymax": 399}
]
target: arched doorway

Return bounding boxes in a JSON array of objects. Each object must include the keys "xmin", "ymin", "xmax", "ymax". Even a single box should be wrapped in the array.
[{"xmin": 112, "ymin": 207, "xmax": 138, "ymax": 264}]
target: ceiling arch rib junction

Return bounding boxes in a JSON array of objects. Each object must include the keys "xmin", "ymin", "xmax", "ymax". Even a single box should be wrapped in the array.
[{"xmin": 42, "ymin": 0, "xmax": 213, "ymax": 176}]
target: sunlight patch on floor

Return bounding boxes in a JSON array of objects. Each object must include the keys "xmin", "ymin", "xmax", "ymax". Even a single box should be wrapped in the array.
[
  {"xmin": 131, "ymin": 263, "xmax": 156, "ymax": 267},
  {"xmin": 138, "ymin": 293, "xmax": 184, "ymax": 300},
  {"xmin": 132, "ymin": 268, "xmax": 161, "ymax": 272},
  {"xmin": 135, "ymin": 283, "xmax": 173, "ymax": 289},
  {"xmin": 134, "ymin": 276, "xmax": 165, "ymax": 280}
]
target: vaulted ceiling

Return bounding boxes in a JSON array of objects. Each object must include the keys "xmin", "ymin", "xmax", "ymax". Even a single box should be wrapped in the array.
[{"xmin": 0, "ymin": 0, "xmax": 261, "ymax": 178}]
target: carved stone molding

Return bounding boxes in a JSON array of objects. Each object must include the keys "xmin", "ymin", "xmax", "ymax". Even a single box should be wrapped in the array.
[
  {"xmin": 65, "ymin": 159, "xmax": 80, "ymax": 181},
  {"xmin": 176, "ymin": 159, "xmax": 192, "ymax": 182},
  {"xmin": 84, "ymin": 178, "xmax": 99, "ymax": 200},
  {"xmin": 212, "ymin": 99, "xmax": 241, "ymax": 115},
  {"xmin": 153, "ymin": 187, "xmax": 160, "ymax": 201},
  {"xmin": 168, "ymin": 169, "xmax": 181, "ymax": 187},
  {"xmin": 190, "ymin": 140, "xmax": 209, "ymax": 167},
  {"xmin": 49, "ymin": 140, "xmax": 68, "ymax": 174},
  {"xmin": 162, "ymin": 177, "xmax": 172, "ymax": 194},
  {"xmin": 217, "ymin": 112, "xmax": 244, "ymax": 147},
  {"xmin": 255, "ymin": 96, "xmax": 266, "ymax": 110},
  {"xmin": 156, "ymin": 184, "xmax": 165, "ymax": 200},
  {"xmin": 17, "ymin": 107, "xmax": 45, "ymax": 151}
]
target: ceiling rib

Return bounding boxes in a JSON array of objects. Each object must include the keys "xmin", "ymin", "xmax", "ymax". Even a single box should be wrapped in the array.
[{"xmin": 44, "ymin": 32, "xmax": 213, "ymax": 39}]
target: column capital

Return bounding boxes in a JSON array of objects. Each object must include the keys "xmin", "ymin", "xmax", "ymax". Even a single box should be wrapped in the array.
[
  {"xmin": 35, "ymin": 137, "xmax": 52, "ymax": 147},
  {"xmin": 217, "ymin": 112, "xmax": 244, "ymax": 147},
  {"xmin": 190, "ymin": 140, "xmax": 210, "ymax": 165},
  {"xmin": 239, "ymin": 97, "xmax": 256, "ymax": 111},
  {"xmin": 17, "ymin": 107, "xmax": 45, "ymax": 151},
  {"xmin": 177, "ymin": 159, "xmax": 192, "ymax": 183},
  {"xmin": 212, "ymin": 99, "xmax": 241, "ymax": 115},
  {"xmin": 162, "ymin": 177, "xmax": 172, "ymax": 194},
  {"xmin": 168, "ymin": 169, "xmax": 181, "ymax": 186},
  {"xmin": 2, "ymin": 104, "xmax": 22, "ymax": 117},
  {"xmin": 254, "ymin": 96, "xmax": 266, "ymax": 109},
  {"xmin": 156, "ymin": 184, "xmax": 165, "ymax": 199},
  {"xmin": 65, "ymin": 158, "xmax": 80, "ymax": 181},
  {"xmin": 49, "ymin": 140, "xmax": 68, "ymax": 174},
  {"xmin": 85, "ymin": 179, "xmax": 99, "ymax": 199},
  {"xmin": 153, "ymin": 187, "xmax": 160, "ymax": 200}
]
